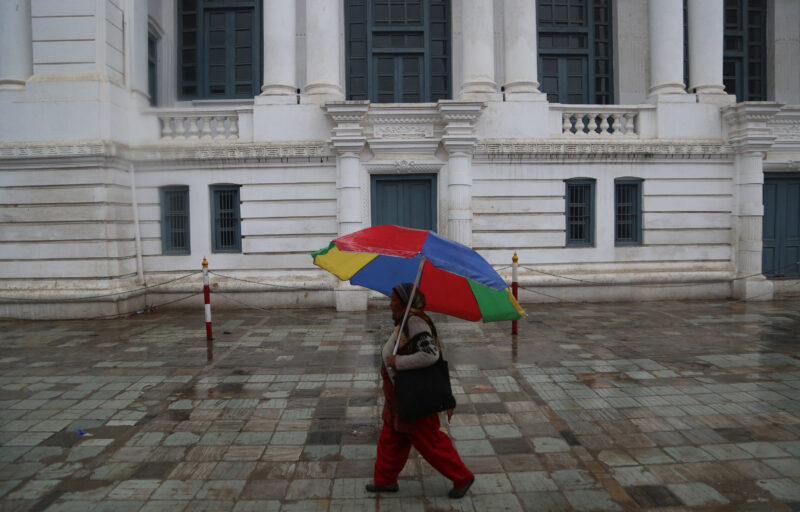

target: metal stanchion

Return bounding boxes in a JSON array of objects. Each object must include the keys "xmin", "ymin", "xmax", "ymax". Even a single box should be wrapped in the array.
[
  {"xmin": 511, "ymin": 251, "xmax": 519, "ymax": 336},
  {"xmin": 202, "ymin": 257, "xmax": 213, "ymax": 362}
]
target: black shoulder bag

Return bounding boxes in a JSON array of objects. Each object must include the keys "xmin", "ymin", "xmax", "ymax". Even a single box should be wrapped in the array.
[{"xmin": 393, "ymin": 321, "xmax": 456, "ymax": 420}]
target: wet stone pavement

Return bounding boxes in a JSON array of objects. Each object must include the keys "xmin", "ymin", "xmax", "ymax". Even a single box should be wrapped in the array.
[{"xmin": 0, "ymin": 299, "xmax": 798, "ymax": 512}]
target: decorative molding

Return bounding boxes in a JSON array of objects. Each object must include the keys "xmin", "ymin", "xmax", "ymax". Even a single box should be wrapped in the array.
[
  {"xmin": 364, "ymin": 160, "xmax": 444, "ymax": 174},
  {"xmin": 135, "ymin": 142, "xmax": 333, "ymax": 162},
  {"xmin": 473, "ymin": 139, "xmax": 732, "ymax": 160},
  {"xmin": 373, "ymin": 124, "xmax": 435, "ymax": 139},
  {"xmin": 0, "ymin": 141, "xmax": 112, "ymax": 158}
]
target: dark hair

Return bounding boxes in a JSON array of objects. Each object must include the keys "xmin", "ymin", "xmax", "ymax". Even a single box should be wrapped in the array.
[{"xmin": 392, "ymin": 283, "xmax": 426, "ymax": 309}]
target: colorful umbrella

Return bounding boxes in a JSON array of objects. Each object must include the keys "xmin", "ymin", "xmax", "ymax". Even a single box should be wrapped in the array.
[{"xmin": 311, "ymin": 225, "xmax": 526, "ymax": 323}]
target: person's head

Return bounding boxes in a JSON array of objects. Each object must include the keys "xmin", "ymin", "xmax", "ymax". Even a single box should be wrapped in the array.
[{"xmin": 390, "ymin": 283, "xmax": 426, "ymax": 321}]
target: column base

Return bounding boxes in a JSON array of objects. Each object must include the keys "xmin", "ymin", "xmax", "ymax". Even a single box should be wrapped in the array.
[
  {"xmin": 335, "ymin": 288, "xmax": 368, "ymax": 311},
  {"xmin": 255, "ymin": 94, "xmax": 298, "ymax": 105},
  {"xmin": 731, "ymin": 275, "xmax": 774, "ymax": 301},
  {"xmin": 0, "ymin": 79, "xmax": 27, "ymax": 91},
  {"xmin": 301, "ymin": 92, "xmax": 345, "ymax": 105},
  {"xmin": 503, "ymin": 91, "xmax": 547, "ymax": 102},
  {"xmin": 647, "ymin": 82, "xmax": 688, "ymax": 97},
  {"xmin": 647, "ymin": 92, "xmax": 697, "ymax": 104},
  {"xmin": 696, "ymin": 93, "xmax": 737, "ymax": 106}
]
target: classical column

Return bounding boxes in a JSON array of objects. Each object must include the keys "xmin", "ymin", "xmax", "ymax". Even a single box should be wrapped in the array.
[
  {"xmin": 439, "ymin": 102, "xmax": 485, "ymax": 246},
  {"xmin": 261, "ymin": 0, "xmax": 296, "ymax": 97},
  {"xmin": 0, "ymin": 0, "xmax": 32, "ymax": 90},
  {"xmin": 647, "ymin": 0, "xmax": 685, "ymax": 96},
  {"xmin": 324, "ymin": 102, "xmax": 370, "ymax": 311},
  {"xmin": 304, "ymin": 0, "xmax": 344, "ymax": 102},
  {"xmin": 722, "ymin": 103, "xmax": 781, "ymax": 301},
  {"xmin": 687, "ymin": 0, "xmax": 726, "ymax": 96},
  {"xmin": 502, "ymin": 0, "xmax": 541, "ymax": 95},
  {"xmin": 459, "ymin": 0, "xmax": 497, "ymax": 97}
]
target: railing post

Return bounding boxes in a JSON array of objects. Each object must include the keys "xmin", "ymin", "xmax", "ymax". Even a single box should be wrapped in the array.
[
  {"xmin": 203, "ymin": 257, "xmax": 213, "ymax": 362},
  {"xmin": 511, "ymin": 251, "xmax": 519, "ymax": 335}
]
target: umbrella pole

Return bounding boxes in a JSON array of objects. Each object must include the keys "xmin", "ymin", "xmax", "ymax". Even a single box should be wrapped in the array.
[{"xmin": 393, "ymin": 257, "xmax": 426, "ymax": 355}]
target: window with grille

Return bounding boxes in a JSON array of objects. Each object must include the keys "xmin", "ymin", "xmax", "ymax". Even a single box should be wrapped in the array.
[
  {"xmin": 160, "ymin": 187, "xmax": 190, "ymax": 254},
  {"xmin": 178, "ymin": 0, "xmax": 262, "ymax": 100},
  {"xmin": 345, "ymin": 0, "xmax": 451, "ymax": 102},
  {"xmin": 148, "ymin": 31, "xmax": 158, "ymax": 106},
  {"xmin": 210, "ymin": 185, "xmax": 242, "ymax": 253},
  {"xmin": 723, "ymin": 0, "xmax": 766, "ymax": 101},
  {"xmin": 537, "ymin": 0, "xmax": 613, "ymax": 104},
  {"xmin": 615, "ymin": 180, "xmax": 642, "ymax": 246},
  {"xmin": 565, "ymin": 179, "xmax": 595, "ymax": 247}
]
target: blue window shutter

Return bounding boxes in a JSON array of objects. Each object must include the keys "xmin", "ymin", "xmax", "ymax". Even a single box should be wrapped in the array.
[
  {"xmin": 371, "ymin": 174, "xmax": 437, "ymax": 231},
  {"xmin": 160, "ymin": 186, "xmax": 190, "ymax": 255},
  {"xmin": 345, "ymin": 0, "xmax": 451, "ymax": 102},
  {"xmin": 210, "ymin": 185, "xmax": 242, "ymax": 253},
  {"xmin": 537, "ymin": 0, "xmax": 613, "ymax": 104},
  {"xmin": 565, "ymin": 179, "xmax": 595, "ymax": 247},
  {"xmin": 763, "ymin": 175, "xmax": 800, "ymax": 278},
  {"xmin": 179, "ymin": 0, "xmax": 262, "ymax": 100}
]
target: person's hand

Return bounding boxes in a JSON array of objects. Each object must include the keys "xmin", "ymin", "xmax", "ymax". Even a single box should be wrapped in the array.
[{"xmin": 386, "ymin": 355, "xmax": 396, "ymax": 368}]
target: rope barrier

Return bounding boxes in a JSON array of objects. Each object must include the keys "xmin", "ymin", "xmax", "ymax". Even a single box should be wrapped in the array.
[
  {"xmin": 517, "ymin": 260, "xmax": 800, "ymax": 288},
  {"xmin": 208, "ymin": 271, "xmax": 309, "ymax": 290},
  {"xmin": 0, "ymin": 291, "xmax": 202, "ymax": 322},
  {"xmin": 0, "ymin": 271, "xmax": 201, "ymax": 302}
]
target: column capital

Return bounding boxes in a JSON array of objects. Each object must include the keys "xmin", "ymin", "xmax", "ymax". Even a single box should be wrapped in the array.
[
  {"xmin": 324, "ymin": 101, "xmax": 370, "ymax": 154},
  {"xmin": 437, "ymin": 101, "xmax": 484, "ymax": 154},
  {"xmin": 722, "ymin": 102, "xmax": 782, "ymax": 153}
]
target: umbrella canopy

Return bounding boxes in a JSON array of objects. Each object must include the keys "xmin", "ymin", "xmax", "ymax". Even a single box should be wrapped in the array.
[{"xmin": 311, "ymin": 225, "xmax": 526, "ymax": 322}]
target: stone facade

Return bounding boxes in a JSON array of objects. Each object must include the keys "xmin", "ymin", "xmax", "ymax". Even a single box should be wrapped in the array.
[{"xmin": 0, "ymin": 0, "xmax": 799, "ymax": 319}]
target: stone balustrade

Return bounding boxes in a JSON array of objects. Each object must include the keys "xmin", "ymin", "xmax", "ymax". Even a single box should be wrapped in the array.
[
  {"xmin": 553, "ymin": 106, "xmax": 641, "ymax": 137},
  {"xmin": 156, "ymin": 109, "xmax": 241, "ymax": 140}
]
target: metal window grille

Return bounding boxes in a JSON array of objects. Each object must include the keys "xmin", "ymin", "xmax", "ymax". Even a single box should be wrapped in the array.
[
  {"xmin": 345, "ymin": 0, "xmax": 451, "ymax": 102},
  {"xmin": 615, "ymin": 180, "xmax": 642, "ymax": 246},
  {"xmin": 566, "ymin": 180, "xmax": 594, "ymax": 247},
  {"xmin": 211, "ymin": 186, "xmax": 241, "ymax": 253},
  {"xmin": 160, "ymin": 187, "xmax": 190, "ymax": 254}
]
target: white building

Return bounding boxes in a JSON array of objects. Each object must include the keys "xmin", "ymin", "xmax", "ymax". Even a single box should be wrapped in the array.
[{"xmin": 0, "ymin": 0, "xmax": 799, "ymax": 319}]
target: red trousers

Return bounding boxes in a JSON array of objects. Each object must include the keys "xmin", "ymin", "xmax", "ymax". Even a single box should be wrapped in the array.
[{"xmin": 373, "ymin": 413, "xmax": 473, "ymax": 488}]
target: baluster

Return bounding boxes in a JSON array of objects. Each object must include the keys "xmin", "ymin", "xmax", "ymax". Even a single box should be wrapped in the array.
[
  {"xmin": 228, "ymin": 116, "xmax": 239, "ymax": 139},
  {"xmin": 587, "ymin": 114, "xmax": 598, "ymax": 135},
  {"xmin": 160, "ymin": 117, "xmax": 171, "ymax": 139},
  {"xmin": 200, "ymin": 116, "xmax": 212, "ymax": 138},
  {"xmin": 609, "ymin": 113, "xmax": 619, "ymax": 136},
  {"xmin": 599, "ymin": 114, "xmax": 610, "ymax": 135},
  {"xmin": 173, "ymin": 117, "xmax": 185, "ymax": 139},
  {"xmin": 187, "ymin": 117, "xmax": 200, "ymax": 139},
  {"xmin": 212, "ymin": 117, "xmax": 224, "ymax": 139},
  {"xmin": 562, "ymin": 113, "xmax": 572, "ymax": 134},
  {"xmin": 624, "ymin": 113, "xmax": 636, "ymax": 136}
]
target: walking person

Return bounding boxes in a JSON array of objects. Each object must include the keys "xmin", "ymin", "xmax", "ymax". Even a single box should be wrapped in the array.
[{"xmin": 366, "ymin": 283, "xmax": 475, "ymax": 499}]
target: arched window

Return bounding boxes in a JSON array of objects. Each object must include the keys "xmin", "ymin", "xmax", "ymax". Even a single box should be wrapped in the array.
[
  {"xmin": 537, "ymin": 0, "xmax": 613, "ymax": 104},
  {"xmin": 345, "ymin": 0, "xmax": 451, "ymax": 102}
]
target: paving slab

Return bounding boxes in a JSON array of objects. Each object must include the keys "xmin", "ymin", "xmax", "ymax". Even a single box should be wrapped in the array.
[{"xmin": 0, "ymin": 299, "xmax": 799, "ymax": 511}]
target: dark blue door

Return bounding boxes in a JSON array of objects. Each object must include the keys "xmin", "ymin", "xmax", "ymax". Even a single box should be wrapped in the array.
[
  {"xmin": 763, "ymin": 175, "xmax": 800, "ymax": 278},
  {"xmin": 371, "ymin": 174, "xmax": 437, "ymax": 231}
]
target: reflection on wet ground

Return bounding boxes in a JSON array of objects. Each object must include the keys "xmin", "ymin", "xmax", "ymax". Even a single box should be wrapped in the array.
[{"xmin": 0, "ymin": 299, "xmax": 798, "ymax": 511}]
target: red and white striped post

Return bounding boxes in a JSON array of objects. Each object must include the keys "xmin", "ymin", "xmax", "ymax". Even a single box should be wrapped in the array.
[
  {"xmin": 511, "ymin": 251, "xmax": 519, "ymax": 335},
  {"xmin": 202, "ymin": 257, "xmax": 213, "ymax": 362}
]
